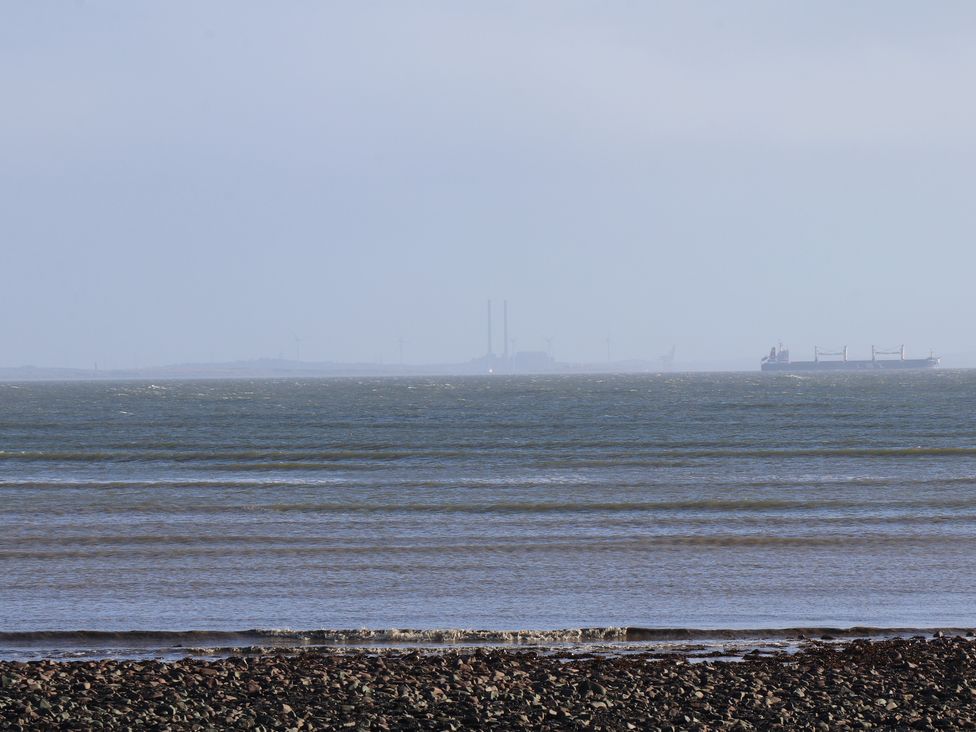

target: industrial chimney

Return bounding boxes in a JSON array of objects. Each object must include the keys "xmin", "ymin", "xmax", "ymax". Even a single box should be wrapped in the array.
[{"xmin": 487, "ymin": 299, "xmax": 493, "ymax": 357}]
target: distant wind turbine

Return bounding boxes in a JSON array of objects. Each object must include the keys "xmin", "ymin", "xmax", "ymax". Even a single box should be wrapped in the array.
[{"xmin": 661, "ymin": 345, "xmax": 676, "ymax": 371}]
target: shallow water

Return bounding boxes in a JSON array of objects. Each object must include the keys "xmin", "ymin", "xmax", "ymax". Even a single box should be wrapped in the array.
[{"xmin": 2, "ymin": 372, "xmax": 975, "ymax": 644}]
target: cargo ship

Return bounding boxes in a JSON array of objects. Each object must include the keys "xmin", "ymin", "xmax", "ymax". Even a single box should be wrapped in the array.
[{"xmin": 761, "ymin": 344, "xmax": 939, "ymax": 372}]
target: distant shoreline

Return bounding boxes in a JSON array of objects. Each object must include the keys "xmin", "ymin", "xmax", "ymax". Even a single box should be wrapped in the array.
[{"xmin": 2, "ymin": 364, "xmax": 972, "ymax": 382}]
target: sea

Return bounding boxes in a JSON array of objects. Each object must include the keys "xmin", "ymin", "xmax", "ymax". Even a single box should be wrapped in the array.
[{"xmin": 2, "ymin": 371, "xmax": 975, "ymax": 658}]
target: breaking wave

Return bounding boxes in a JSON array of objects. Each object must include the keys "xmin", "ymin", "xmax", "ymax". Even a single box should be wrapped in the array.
[{"xmin": 2, "ymin": 626, "xmax": 973, "ymax": 662}]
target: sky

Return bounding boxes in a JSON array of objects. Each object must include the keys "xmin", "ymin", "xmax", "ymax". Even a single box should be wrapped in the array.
[{"xmin": 2, "ymin": 2, "xmax": 976, "ymax": 370}]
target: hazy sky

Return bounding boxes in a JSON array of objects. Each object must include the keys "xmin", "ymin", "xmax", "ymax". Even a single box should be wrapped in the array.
[{"xmin": 3, "ymin": 2, "xmax": 976, "ymax": 369}]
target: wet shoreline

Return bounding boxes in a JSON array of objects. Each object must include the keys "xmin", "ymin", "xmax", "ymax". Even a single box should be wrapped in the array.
[
  {"xmin": 3, "ymin": 635, "xmax": 976, "ymax": 729},
  {"xmin": 3, "ymin": 626, "xmax": 976, "ymax": 663}
]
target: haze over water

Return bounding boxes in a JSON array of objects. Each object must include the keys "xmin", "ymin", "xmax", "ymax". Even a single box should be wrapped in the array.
[
  {"xmin": 5, "ymin": 3, "xmax": 976, "ymax": 369},
  {"xmin": 2, "ymin": 372, "xmax": 974, "ymax": 643}
]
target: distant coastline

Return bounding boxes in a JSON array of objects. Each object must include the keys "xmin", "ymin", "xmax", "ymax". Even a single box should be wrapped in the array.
[
  {"xmin": 0, "ymin": 357, "xmax": 689, "ymax": 381},
  {"xmin": 3, "ymin": 355, "xmax": 973, "ymax": 381}
]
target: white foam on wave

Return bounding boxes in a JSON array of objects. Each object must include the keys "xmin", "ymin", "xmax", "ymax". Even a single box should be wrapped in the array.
[{"xmin": 271, "ymin": 627, "xmax": 630, "ymax": 645}]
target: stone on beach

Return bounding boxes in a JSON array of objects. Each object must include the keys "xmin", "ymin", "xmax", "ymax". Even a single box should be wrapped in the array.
[{"xmin": 2, "ymin": 637, "xmax": 976, "ymax": 730}]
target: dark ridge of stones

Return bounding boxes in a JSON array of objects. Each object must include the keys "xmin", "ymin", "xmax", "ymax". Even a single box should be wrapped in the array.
[{"xmin": 3, "ymin": 636, "xmax": 976, "ymax": 730}]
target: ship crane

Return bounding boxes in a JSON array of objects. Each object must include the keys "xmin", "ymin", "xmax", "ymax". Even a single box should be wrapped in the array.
[
  {"xmin": 872, "ymin": 345, "xmax": 906, "ymax": 361},
  {"xmin": 814, "ymin": 346, "xmax": 848, "ymax": 363}
]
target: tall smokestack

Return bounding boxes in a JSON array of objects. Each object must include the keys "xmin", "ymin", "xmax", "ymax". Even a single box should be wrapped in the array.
[
  {"xmin": 503, "ymin": 300, "xmax": 509, "ymax": 361},
  {"xmin": 487, "ymin": 299, "xmax": 493, "ymax": 356}
]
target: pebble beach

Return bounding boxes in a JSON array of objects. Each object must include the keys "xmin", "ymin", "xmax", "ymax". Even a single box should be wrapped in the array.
[{"xmin": 3, "ymin": 636, "xmax": 976, "ymax": 730}]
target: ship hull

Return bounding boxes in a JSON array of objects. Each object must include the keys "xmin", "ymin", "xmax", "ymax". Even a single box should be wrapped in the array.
[{"xmin": 761, "ymin": 358, "xmax": 939, "ymax": 372}]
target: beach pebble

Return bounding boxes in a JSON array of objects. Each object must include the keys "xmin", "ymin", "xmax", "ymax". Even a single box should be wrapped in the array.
[{"xmin": 2, "ymin": 637, "xmax": 975, "ymax": 730}]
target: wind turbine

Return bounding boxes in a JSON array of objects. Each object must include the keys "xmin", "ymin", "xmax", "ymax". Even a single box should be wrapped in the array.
[{"xmin": 661, "ymin": 345, "xmax": 676, "ymax": 372}]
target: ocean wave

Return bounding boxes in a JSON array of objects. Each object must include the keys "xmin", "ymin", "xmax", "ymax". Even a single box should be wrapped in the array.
[
  {"xmin": 7, "ymin": 498, "xmax": 976, "ymax": 518},
  {"xmin": 4, "ymin": 533, "xmax": 972, "ymax": 561},
  {"xmin": 0, "ymin": 625, "xmax": 970, "ymax": 651},
  {"xmin": 4, "ymin": 446, "xmax": 976, "ymax": 466}
]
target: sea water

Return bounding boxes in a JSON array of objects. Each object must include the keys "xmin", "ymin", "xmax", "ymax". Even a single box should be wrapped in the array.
[{"xmin": 2, "ymin": 372, "xmax": 975, "ymax": 647}]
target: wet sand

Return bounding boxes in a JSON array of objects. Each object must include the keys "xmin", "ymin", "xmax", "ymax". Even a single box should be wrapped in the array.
[{"xmin": 3, "ymin": 635, "xmax": 976, "ymax": 730}]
